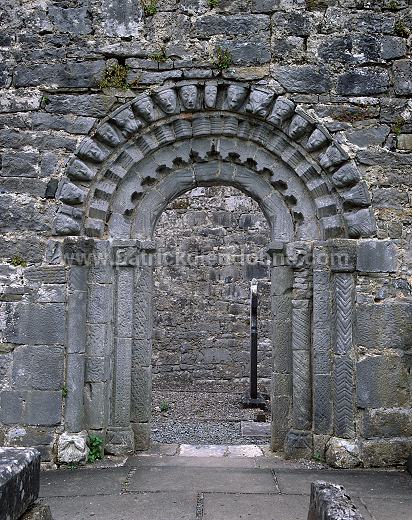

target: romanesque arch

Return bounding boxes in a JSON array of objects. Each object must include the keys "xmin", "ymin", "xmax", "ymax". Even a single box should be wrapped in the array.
[{"xmin": 58, "ymin": 81, "xmax": 376, "ymax": 457}]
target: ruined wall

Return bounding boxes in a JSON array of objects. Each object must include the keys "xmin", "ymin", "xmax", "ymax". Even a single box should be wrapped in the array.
[
  {"xmin": 0, "ymin": 0, "xmax": 411, "ymax": 466},
  {"xmin": 153, "ymin": 186, "xmax": 271, "ymax": 391}
]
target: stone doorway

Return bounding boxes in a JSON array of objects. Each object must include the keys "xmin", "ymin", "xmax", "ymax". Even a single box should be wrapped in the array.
[{"xmin": 59, "ymin": 80, "xmax": 376, "ymax": 459}]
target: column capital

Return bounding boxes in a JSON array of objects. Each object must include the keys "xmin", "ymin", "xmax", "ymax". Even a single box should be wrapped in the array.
[{"xmin": 112, "ymin": 239, "xmax": 157, "ymax": 266}]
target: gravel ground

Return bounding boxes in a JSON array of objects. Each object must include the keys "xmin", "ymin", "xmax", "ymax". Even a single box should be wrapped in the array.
[{"xmin": 151, "ymin": 390, "xmax": 270, "ymax": 445}]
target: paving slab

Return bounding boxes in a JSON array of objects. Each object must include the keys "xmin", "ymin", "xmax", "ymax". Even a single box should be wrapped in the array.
[
  {"xmin": 275, "ymin": 468, "xmax": 412, "ymax": 499},
  {"xmin": 46, "ymin": 491, "xmax": 196, "ymax": 520},
  {"xmin": 179, "ymin": 444, "xmax": 227, "ymax": 457},
  {"xmin": 360, "ymin": 496, "xmax": 412, "ymax": 520},
  {"xmin": 40, "ymin": 467, "xmax": 128, "ymax": 497},
  {"xmin": 226, "ymin": 445, "xmax": 264, "ymax": 457},
  {"xmin": 241, "ymin": 421, "xmax": 271, "ymax": 437},
  {"xmin": 202, "ymin": 492, "xmax": 309, "ymax": 520},
  {"xmin": 127, "ymin": 465, "xmax": 278, "ymax": 493},
  {"xmin": 127, "ymin": 455, "xmax": 258, "ymax": 468}
]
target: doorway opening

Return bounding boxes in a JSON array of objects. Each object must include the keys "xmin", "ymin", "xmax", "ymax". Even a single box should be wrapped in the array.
[{"xmin": 151, "ymin": 185, "xmax": 272, "ymax": 446}]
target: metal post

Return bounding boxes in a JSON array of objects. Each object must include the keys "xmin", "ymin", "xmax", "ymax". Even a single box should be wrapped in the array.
[
  {"xmin": 242, "ymin": 278, "xmax": 266, "ymax": 409},
  {"xmin": 250, "ymin": 278, "xmax": 258, "ymax": 399}
]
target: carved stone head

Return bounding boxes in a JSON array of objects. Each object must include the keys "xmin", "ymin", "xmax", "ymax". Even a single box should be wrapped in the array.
[
  {"xmin": 225, "ymin": 85, "xmax": 248, "ymax": 110},
  {"xmin": 96, "ymin": 123, "xmax": 122, "ymax": 147},
  {"xmin": 246, "ymin": 89, "xmax": 274, "ymax": 117},
  {"xmin": 204, "ymin": 84, "xmax": 218, "ymax": 108},
  {"xmin": 268, "ymin": 97, "xmax": 295, "ymax": 127},
  {"xmin": 179, "ymin": 85, "xmax": 198, "ymax": 109},
  {"xmin": 112, "ymin": 107, "xmax": 142, "ymax": 136},
  {"xmin": 78, "ymin": 139, "xmax": 108, "ymax": 163},
  {"xmin": 155, "ymin": 89, "xmax": 178, "ymax": 114},
  {"xmin": 133, "ymin": 97, "xmax": 155, "ymax": 121}
]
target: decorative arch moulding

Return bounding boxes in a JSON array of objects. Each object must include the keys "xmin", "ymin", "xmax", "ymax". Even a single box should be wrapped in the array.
[{"xmin": 54, "ymin": 80, "xmax": 376, "ymax": 241}]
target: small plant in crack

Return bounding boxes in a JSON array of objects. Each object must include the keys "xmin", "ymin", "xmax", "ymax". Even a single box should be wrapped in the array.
[
  {"xmin": 394, "ymin": 19, "xmax": 410, "ymax": 38},
  {"xmin": 99, "ymin": 64, "xmax": 130, "ymax": 91},
  {"xmin": 9, "ymin": 255, "xmax": 27, "ymax": 267},
  {"xmin": 393, "ymin": 116, "xmax": 406, "ymax": 136},
  {"xmin": 151, "ymin": 48, "xmax": 167, "ymax": 63},
  {"xmin": 213, "ymin": 46, "xmax": 232, "ymax": 70},
  {"xmin": 208, "ymin": 0, "xmax": 219, "ymax": 7},
  {"xmin": 87, "ymin": 434, "xmax": 104, "ymax": 463},
  {"xmin": 142, "ymin": 0, "xmax": 158, "ymax": 16},
  {"xmin": 160, "ymin": 400, "xmax": 170, "ymax": 412}
]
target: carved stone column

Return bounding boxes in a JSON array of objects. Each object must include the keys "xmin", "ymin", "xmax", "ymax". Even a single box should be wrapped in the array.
[
  {"xmin": 312, "ymin": 244, "xmax": 333, "ymax": 438},
  {"xmin": 284, "ymin": 242, "xmax": 314, "ymax": 458},
  {"xmin": 131, "ymin": 249, "xmax": 155, "ymax": 450},
  {"xmin": 106, "ymin": 240, "xmax": 141, "ymax": 454},
  {"xmin": 267, "ymin": 241, "xmax": 293, "ymax": 451},
  {"xmin": 330, "ymin": 240, "xmax": 357, "ymax": 439},
  {"xmin": 63, "ymin": 239, "xmax": 91, "ymax": 434}
]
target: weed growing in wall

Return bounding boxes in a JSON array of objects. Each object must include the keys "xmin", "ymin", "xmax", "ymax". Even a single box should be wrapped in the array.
[
  {"xmin": 142, "ymin": 0, "xmax": 158, "ymax": 16},
  {"xmin": 9, "ymin": 255, "xmax": 27, "ymax": 267},
  {"xmin": 99, "ymin": 64, "xmax": 130, "ymax": 91},
  {"xmin": 151, "ymin": 48, "xmax": 167, "ymax": 63},
  {"xmin": 394, "ymin": 20, "xmax": 410, "ymax": 38},
  {"xmin": 213, "ymin": 47, "xmax": 232, "ymax": 70},
  {"xmin": 208, "ymin": 0, "xmax": 219, "ymax": 7}
]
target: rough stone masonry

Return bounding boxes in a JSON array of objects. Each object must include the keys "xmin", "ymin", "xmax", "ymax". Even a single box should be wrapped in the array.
[{"xmin": 0, "ymin": 0, "xmax": 411, "ymax": 468}]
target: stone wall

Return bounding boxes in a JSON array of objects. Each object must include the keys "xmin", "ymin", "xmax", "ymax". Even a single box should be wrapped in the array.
[
  {"xmin": 0, "ymin": 0, "xmax": 411, "ymax": 465},
  {"xmin": 153, "ymin": 186, "xmax": 271, "ymax": 391}
]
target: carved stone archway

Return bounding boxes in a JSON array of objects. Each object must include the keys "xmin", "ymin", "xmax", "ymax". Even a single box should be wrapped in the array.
[{"xmin": 57, "ymin": 80, "xmax": 376, "ymax": 457}]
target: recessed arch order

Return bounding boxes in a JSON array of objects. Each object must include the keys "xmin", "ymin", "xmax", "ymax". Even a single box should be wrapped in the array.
[{"xmin": 58, "ymin": 80, "xmax": 376, "ymax": 458}]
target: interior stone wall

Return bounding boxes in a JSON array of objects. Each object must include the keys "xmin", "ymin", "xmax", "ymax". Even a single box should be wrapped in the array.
[
  {"xmin": 0, "ymin": 0, "xmax": 411, "ymax": 467},
  {"xmin": 152, "ymin": 186, "xmax": 271, "ymax": 391}
]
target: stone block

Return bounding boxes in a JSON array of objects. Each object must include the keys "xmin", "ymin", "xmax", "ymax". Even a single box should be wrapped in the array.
[
  {"xmin": 131, "ymin": 366, "xmax": 151, "ymax": 423},
  {"xmin": 357, "ymin": 240, "xmax": 398, "ymax": 272},
  {"xmin": 100, "ymin": 0, "xmax": 143, "ymax": 37},
  {"xmin": 5, "ymin": 427, "xmax": 55, "ymax": 463},
  {"xmin": 393, "ymin": 59, "xmax": 412, "ymax": 95},
  {"xmin": 12, "ymin": 345, "xmax": 64, "ymax": 391},
  {"xmin": 273, "ymin": 65, "xmax": 331, "ymax": 93},
  {"xmin": 4, "ymin": 303, "xmax": 65, "ymax": 345},
  {"xmin": 194, "ymin": 15, "xmax": 269, "ymax": 37},
  {"xmin": 362, "ymin": 408, "xmax": 412, "ymax": 439},
  {"xmin": 361, "ymin": 438, "xmax": 412, "ymax": 468},
  {"xmin": 65, "ymin": 353, "xmax": 85, "ymax": 432},
  {"xmin": 88, "ymin": 284, "xmax": 113, "ymax": 323},
  {"xmin": 325, "ymin": 438, "xmax": 360, "ymax": 469},
  {"xmin": 381, "ymin": 36, "xmax": 407, "ymax": 60},
  {"xmin": 1, "ymin": 152, "xmax": 40, "ymax": 178},
  {"xmin": 308, "ymin": 481, "xmax": 364, "ymax": 520},
  {"xmin": 131, "ymin": 422, "xmax": 150, "ymax": 451},
  {"xmin": 14, "ymin": 61, "xmax": 106, "ymax": 88},
  {"xmin": 84, "ymin": 382, "xmax": 106, "ymax": 429},
  {"xmin": 87, "ymin": 324, "xmax": 109, "ymax": 357},
  {"xmin": 0, "ymin": 447, "xmax": 40, "ymax": 520},
  {"xmin": 21, "ymin": 502, "xmax": 53, "ymax": 520},
  {"xmin": 44, "ymin": 94, "xmax": 115, "ymax": 117},
  {"xmin": 48, "ymin": 5, "xmax": 92, "ymax": 35},
  {"xmin": 356, "ymin": 353, "xmax": 408, "ymax": 409},
  {"xmin": 67, "ymin": 290, "xmax": 87, "ymax": 354},
  {"xmin": 85, "ymin": 357, "xmax": 108, "ymax": 383},
  {"xmin": 105, "ymin": 427, "xmax": 135, "ymax": 455},
  {"xmin": 397, "ymin": 134, "xmax": 412, "ymax": 151},
  {"xmin": 337, "ymin": 68, "xmax": 389, "ymax": 95},
  {"xmin": 25, "ymin": 391, "xmax": 62, "ymax": 426},
  {"xmin": 355, "ymin": 302, "xmax": 412, "ymax": 350}
]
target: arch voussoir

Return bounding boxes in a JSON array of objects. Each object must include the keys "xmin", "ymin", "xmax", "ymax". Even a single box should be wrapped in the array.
[{"xmin": 54, "ymin": 80, "xmax": 376, "ymax": 241}]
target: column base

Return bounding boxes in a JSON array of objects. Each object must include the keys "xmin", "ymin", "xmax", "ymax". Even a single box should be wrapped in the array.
[
  {"xmin": 284, "ymin": 429, "xmax": 313, "ymax": 459},
  {"xmin": 105, "ymin": 427, "xmax": 135, "ymax": 456},
  {"xmin": 132, "ymin": 422, "xmax": 151, "ymax": 451}
]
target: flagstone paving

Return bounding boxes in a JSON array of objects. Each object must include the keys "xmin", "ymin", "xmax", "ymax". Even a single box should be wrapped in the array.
[{"xmin": 40, "ymin": 444, "xmax": 412, "ymax": 520}]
